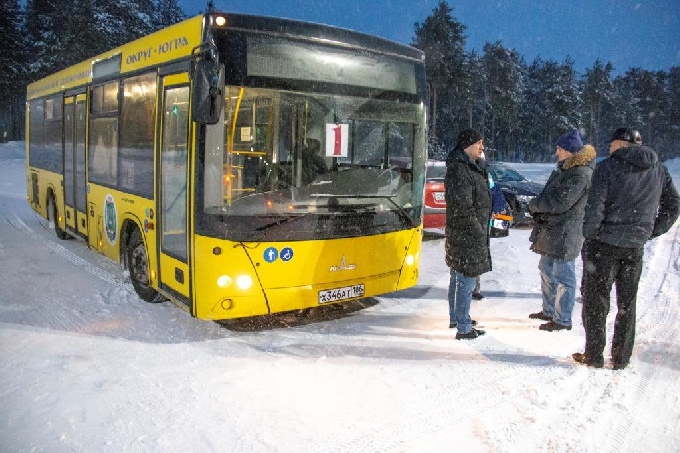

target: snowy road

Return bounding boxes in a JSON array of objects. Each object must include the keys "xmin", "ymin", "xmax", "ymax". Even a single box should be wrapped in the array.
[{"xmin": 1, "ymin": 141, "xmax": 679, "ymax": 452}]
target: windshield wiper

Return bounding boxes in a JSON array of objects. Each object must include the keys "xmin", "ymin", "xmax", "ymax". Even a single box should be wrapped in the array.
[
  {"xmin": 315, "ymin": 194, "xmax": 416, "ymax": 227},
  {"xmin": 255, "ymin": 213, "xmax": 311, "ymax": 233}
]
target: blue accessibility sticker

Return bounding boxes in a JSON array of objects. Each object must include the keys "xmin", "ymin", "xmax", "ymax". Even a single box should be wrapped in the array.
[
  {"xmin": 263, "ymin": 247, "xmax": 278, "ymax": 263},
  {"xmin": 280, "ymin": 247, "xmax": 294, "ymax": 262}
]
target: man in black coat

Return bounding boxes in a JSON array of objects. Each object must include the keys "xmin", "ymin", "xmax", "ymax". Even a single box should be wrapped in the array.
[
  {"xmin": 445, "ymin": 128, "xmax": 492, "ymax": 340},
  {"xmin": 573, "ymin": 128, "xmax": 680, "ymax": 370},
  {"xmin": 527, "ymin": 129, "xmax": 596, "ymax": 331}
]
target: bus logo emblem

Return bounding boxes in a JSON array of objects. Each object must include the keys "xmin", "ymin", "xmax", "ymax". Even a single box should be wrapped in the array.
[
  {"xmin": 329, "ymin": 256, "xmax": 355, "ymax": 272},
  {"xmin": 104, "ymin": 194, "xmax": 117, "ymax": 245}
]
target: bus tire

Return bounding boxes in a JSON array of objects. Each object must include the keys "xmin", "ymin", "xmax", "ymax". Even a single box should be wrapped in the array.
[
  {"xmin": 47, "ymin": 193, "xmax": 68, "ymax": 240},
  {"xmin": 127, "ymin": 228, "xmax": 164, "ymax": 303}
]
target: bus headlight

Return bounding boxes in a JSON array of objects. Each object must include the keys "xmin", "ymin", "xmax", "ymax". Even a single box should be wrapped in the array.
[
  {"xmin": 236, "ymin": 275, "xmax": 253, "ymax": 290},
  {"xmin": 405, "ymin": 254, "xmax": 415, "ymax": 266},
  {"xmin": 217, "ymin": 275, "xmax": 253, "ymax": 290},
  {"xmin": 217, "ymin": 275, "xmax": 232, "ymax": 288}
]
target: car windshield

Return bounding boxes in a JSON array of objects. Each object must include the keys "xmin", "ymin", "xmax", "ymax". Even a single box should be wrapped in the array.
[
  {"xmin": 426, "ymin": 162, "xmax": 446, "ymax": 181},
  {"xmin": 489, "ymin": 163, "xmax": 528, "ymax": 182}
]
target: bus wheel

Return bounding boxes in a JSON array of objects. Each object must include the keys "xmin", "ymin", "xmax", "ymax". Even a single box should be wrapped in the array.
[
  {"xmin": 127, "ymin": 229, "xmax": 164, "ymax": 303},
  {"xmin": 47, "ymin": 194, "xmax": 68, "ymax": 240}
]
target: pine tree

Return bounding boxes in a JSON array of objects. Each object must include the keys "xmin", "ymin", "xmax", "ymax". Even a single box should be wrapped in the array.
[
  {"xmin": 0, "ymin": 0, "xmax": 24, "ymax": 98},
  {"xmin": 61, "ymin": 0, "xmax": 104, "ymax": 67},
  {"xmin": 412, "ymin": 0, "xmax": 467, "ymax": 149},
  {"xmin": 460, "ymin": 50, "xmax": 488, "ymax": 141},
  {"xmin": 95, "ymin": 0, "xmax": 155, "ymax": 48},
  {"xmin": 24, "ymin": 0, "xmax": 71, "ymax": 80},
  {"xmin": 482, "ymin": 41, "xmax": 525, "ymax": 160},
  {"xmin": 666, "ymin": 67, "xmax": 680, "ymax": 159},
  {"xmin": 153, "ymin": 0, "xmax": 186, "ymax": 30},
  {"xmin": 522, "ymin": 58, "xmax": 582, "ymax": 160},
  {"xmin": 581, "ymin": 59, "xmax": 614, "ymax": 153},
  {"xmin": 0, "ymin": 0, "xmax": 24, "ymax": 140}
]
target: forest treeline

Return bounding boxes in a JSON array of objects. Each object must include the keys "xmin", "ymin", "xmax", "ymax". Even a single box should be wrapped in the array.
[
  {"xmin": 0, "ymin": 0, "xmax": 186, "ymax": 141},
  {"xmin": 1, "ymin": 0, "xmax": 678, "ymax": 162}
]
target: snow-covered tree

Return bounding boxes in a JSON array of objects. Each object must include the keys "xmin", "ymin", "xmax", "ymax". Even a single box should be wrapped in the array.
[
  {"xmin": 0, "ymin": 0, "xmax": 25, "ymax": 140},
  {"xmin": 153, "ymin": 0, "xmax": 185, "ymax": 30},
  {"xmin": 521, "ymin": 57, "xmax": 583, "ymax": 160},
  {"xmin": 666, "ymin": 67, "xmax": 680, "ymax": 159},
  {"xmin": 0, "ymin": 0, "xmax": 24, "ymax": 98},
  {"xmin": 23, "ymin": 0, "xmax": 71, "ymax": 80},
  {"xmin": 95, "ymin": 0, "xmax": 155, "ymax": 49},
  {"xmin": 581, "ymin": 59, "xmax": 614, "ymax": 152},
  {"xmin": 482, "ymin": 41, "xmax": 525, "ymax": 160},
  {"xmin": 612, "ymin": 68, "xmax": 671, "ymax": 159},
  {"xmin": 60, "ymin": 0, "xmax": 104, "ymax": 67},
  {"xmin": 459, "ymin": 49, "xmax": 488, "ymax": 138},
  {"xmin": 412, "ymin": 0, "xmax": 467, "ymax": 149}
]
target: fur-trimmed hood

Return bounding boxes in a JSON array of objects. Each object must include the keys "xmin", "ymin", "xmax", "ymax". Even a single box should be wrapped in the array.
[{"xmin": 562, "ymin": 144, "xmax": 597, "ymax": 170}]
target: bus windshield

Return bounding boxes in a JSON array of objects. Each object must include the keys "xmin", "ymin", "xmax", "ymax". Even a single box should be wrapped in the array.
[
  {"xmin": 198, "ymin": 87, "xmax": 424, "ymax": 241},
  {"xmin": 194, "ymin": 28, "xmax": 427, "ymax": 242}
]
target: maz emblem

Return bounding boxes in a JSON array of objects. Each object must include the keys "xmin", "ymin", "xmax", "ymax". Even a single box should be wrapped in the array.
[{"xmin": 329, "ymin": 256, "xmax": 356, "ymax": 272}]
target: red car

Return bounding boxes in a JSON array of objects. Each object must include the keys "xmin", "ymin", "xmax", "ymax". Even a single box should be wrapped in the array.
[
  {"xmin": 423, "ymin": 160, "xmax": 446, "ymax": 228},
  {"xmin": 423, "ymin": 160, "xmax": 513, "ymax": 235}
]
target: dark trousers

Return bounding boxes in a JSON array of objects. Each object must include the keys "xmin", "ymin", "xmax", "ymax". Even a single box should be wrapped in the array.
[{"xmin": 580, "ymin": 239, "xmax": 644, "ymax": 365}]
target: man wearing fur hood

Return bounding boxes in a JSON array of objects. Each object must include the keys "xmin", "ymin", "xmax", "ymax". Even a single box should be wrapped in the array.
[{"xmin": 527, "ymin": 128, "xmax": 596, "ymax": 332}]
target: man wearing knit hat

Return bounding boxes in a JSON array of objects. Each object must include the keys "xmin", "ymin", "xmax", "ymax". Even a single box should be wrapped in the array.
[
  {"xmin": 527, "ymin": 128, "xmax": 596, "ymax": 332},
  {"xmin": 444, "ymin": 128, "xmax": 491, "ymax": 340},
  {"xmin": 573, "ymin": 127, "xmax": 679, "ymax": 369}
]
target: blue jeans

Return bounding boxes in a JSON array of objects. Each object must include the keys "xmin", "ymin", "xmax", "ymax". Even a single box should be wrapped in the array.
[
  {"xmin": 448, "ymin": 270, "xmax": 477, "ymax": 334},
  {"xmin": 538, "ymin": 255, "xmax": 576, "ymax": 327}
]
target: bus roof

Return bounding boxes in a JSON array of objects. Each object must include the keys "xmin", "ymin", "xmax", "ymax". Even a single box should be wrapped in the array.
[
  {"xmin": 215, "ymin": 12, "xmax": 425, "ymax": 62},
  {"xmin": 27, "ymin": 15, "xmax": 205, "ymax": 100},
  {"xmin": 27, "ymin": 12, "xmax": 425, "ymax": 101}
]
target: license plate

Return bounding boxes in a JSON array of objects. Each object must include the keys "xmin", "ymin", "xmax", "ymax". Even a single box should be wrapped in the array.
[
  {"xmin": 318, "ymin": 284, "xmax": 365, "ymax": 304},
  {"xmin": 434, "ymin": 192, "xmax": 445, "ymax": 201}
]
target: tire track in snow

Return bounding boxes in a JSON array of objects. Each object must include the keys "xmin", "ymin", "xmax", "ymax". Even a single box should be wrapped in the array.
[
  {"xmin": 4, "ymin": 206, "xmax": 141, "ymax": 332},
  {"xmin": 7, "ymin": 209, "xmax": 131, "ymax": 290}
]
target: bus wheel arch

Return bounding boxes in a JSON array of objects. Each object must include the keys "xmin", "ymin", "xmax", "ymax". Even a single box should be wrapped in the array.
[
  {"xmin": 46, "ymin": 189, "xmax": 68, "ymax": 240},
  {"xmin": 124, "ymin": 223, "xmax": 164, "ymax": 303}
]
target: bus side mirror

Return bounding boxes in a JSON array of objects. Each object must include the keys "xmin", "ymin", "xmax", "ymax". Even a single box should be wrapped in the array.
[{"xmin": 192, "ymin": 60, "xmax": 224, "ymax": 124}]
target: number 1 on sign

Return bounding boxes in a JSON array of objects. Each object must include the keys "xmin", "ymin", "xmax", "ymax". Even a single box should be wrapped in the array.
[{"xmin": 325, "ymin": 123, "xmax": 348, "ymax": 157}]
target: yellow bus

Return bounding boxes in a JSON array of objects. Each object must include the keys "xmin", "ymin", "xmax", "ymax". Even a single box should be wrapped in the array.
[{"xmin": 26, "ymin": 12, "xmax": 428, "ymax": 320}]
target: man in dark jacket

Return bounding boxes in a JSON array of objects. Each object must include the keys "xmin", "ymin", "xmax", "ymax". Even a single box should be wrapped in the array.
[
  {"xmin": 527, "ymin": 128, "xmax": 596, "ymax": 331},
  {"xmin": 445, "ymin": 128, "xmax": 491, "ymax": 340},
  {"xmin": 573, "ymin": 128, "xmax": 680, "ymax": 370}
]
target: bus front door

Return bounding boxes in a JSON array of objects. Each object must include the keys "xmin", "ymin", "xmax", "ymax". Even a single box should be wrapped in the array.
[
  {"xmin": 63, "ymin": 94, "xmax": 88, "ymax": 237},
  {"xmin": 157, "ymin": 75, "xmax": 192, "ymax": 306}
]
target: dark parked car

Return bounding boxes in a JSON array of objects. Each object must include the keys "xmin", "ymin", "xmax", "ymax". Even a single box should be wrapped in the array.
[{"xmin": 487, "ymin": 162, "xmax": 544, "ymax": 226}]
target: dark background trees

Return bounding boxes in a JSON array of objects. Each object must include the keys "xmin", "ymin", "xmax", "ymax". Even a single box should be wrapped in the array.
[
  {"xmin": 0, "ymin": 0, "xmax": 186, "ymax": 142},
  {"xmin": 0, "ymin": 0, "xmax": 26, "ymax": 141},
  {"xmin": 1, "ymin": 0, "xmax": 678, "ymax": 161}
]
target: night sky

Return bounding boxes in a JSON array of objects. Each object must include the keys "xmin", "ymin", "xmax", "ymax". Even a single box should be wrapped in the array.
[{"xmin": 178, "ymin": 0, "xmax": 680, "ymax": 75}]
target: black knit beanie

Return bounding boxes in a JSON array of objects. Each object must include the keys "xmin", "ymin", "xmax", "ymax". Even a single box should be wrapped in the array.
[{"xmin": 456, "ymin": 128, "xmax": 483, "ymax": 150}]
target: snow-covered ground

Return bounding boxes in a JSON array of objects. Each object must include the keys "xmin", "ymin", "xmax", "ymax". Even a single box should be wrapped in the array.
[{"xmin": 1, "ymin": 140, "xmax": 679, "ymax": 452}]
